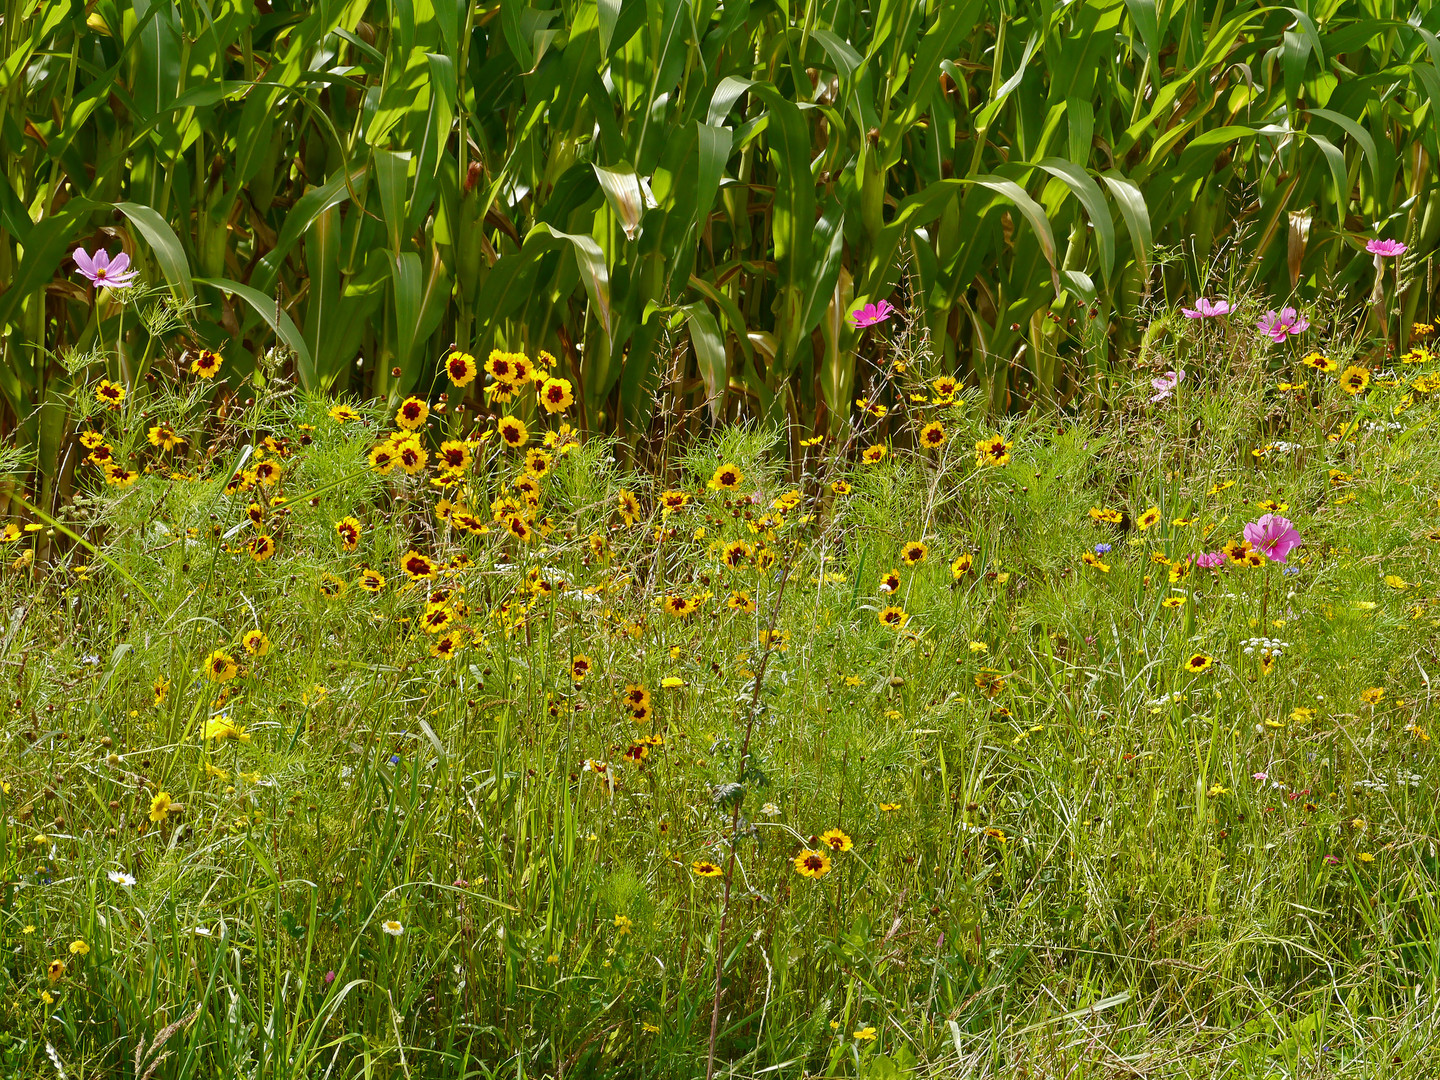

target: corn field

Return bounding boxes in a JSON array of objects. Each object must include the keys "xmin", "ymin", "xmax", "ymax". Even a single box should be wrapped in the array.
[{"xmin": 1, "ymin": 0, "xmax": 1437, "ymax": 500}]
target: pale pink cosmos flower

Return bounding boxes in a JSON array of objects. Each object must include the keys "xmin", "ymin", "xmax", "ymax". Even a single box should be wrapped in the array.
[
  {"xmin": 1195, "ymin": 550, "xmax": 1226, "ymax": 570},
  {"xmin": 848, "ymin": 301, "xmax": 895, "ymax": 329},
  {"xmin": 1243, "ymin": 514, "xmax": 1302, "ymax": 563},
  {"xmin": 1181, "ymin": 298, "xmax": 1231, "ymax": 319},
  {"xmin": 1150, "ymin": 369, "xmax": 1185, "ymax": 402},
  {"xmin": 73, "ymin": 247, "xmax": 138, "ymax": 289},
  {"xmin": 1256, "ymin": 307, "xmax": 1309, "ymax": 342},
  {"xmin": 1365, "ymin": 238, "xmax": 1406, "ymax": 258}
]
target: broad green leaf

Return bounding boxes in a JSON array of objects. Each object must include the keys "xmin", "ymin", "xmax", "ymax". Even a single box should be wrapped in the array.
[
  {"xmin": 684, "ymin": 303, "xmax": 727, "ymax": 417},
  {"xmin": 113, "ymin": 202, "xmax": 193, "ymax": 300},
  {"xmin": 1034, "ymin": 159, "xmax": 1114, "ymax": 283},
  {"xmin": 194, "ymin": 277, "xmax": 314, "ymax": 376}
]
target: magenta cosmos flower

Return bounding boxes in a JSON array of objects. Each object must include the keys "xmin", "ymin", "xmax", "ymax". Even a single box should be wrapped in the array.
[
  {"xmin": 1256, "ymin": 307, "xmax": 1309, "ymax": 342},
  {"xmin": 74, "ymin": 248, "xmax": 138, "ymax": 289},
  {"xmin": 848, "ymin": 301, "xmax": 895, "ymax": 329},
  {"xmin": 1150, "ymin": 369, "xmax": 1185, "ymax": 402},
  {"xmin": 1194, "ymin": 550, "xmax": 1226, "ymax": 570},
  {"xmin": 1365, "ymin": 238, "xmax": 1406, "ymax": 258},
  {"xmin": 1243, "ymin": 514, "xmax": 1302, "ymax": 563},
  {"xmin": 1181, "ymin": 298, "xmax": 1231, "ymax": 319}
]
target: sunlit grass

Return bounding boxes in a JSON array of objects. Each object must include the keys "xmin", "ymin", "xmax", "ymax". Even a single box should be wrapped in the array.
[{"xmin": 3, "ymin": 314, "xmax": 1440, "ymax": 1078}]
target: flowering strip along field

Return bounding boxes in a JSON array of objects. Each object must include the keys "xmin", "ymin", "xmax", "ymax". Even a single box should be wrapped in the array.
[{"xmin": 1, "ymin": 0, "xmax": 1437, "ymax": 491}]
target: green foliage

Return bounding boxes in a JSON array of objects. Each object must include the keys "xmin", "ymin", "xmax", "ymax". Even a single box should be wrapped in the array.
[
  {"xmin": 2, "ymin": 0, "xmax": 1437, "ymax": 496},
  {"xmin": 4, "ymin": 296, "xmax": 1440, "ymax": 1075}
]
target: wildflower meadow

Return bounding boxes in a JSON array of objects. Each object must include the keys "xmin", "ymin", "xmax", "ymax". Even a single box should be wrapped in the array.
[
  {"xmin": 5, "ymin": 2, "xmax": 1440, "ymax": 1079},
  {"xmin": 6, "ymin": 279, "xmax": 1440, "ymax": 1077}
]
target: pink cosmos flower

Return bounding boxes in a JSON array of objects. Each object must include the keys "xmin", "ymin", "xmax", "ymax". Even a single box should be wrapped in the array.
[
  {"xmin": 1181, "ymin": 298, "xmax": 1231, "ymax": 319},
  {"xmin": 1243, "ymin": 514, "xmax": 1302, "ymax": 563},
  {"xmin": 848, "ymin": 301, "xmax": 895, "ymax": 329},
  {"xmin": 1150, "ymin": 369, "xmax": 1186, "ymax": 402},
  {"xmin": 1365, "ymin": 238, "xmax": 1406, "ymax": 258},
  {"xmin": 1256, "ymin": 307, "xmax": 1309, "ymax": 342},
  {"xmin": 1195, "ymin": 550, "xmax": 1226, "ymax": 570},
  {"xmin": 73, "ymin": 248, "xmax": 138, "ymax": 289}
]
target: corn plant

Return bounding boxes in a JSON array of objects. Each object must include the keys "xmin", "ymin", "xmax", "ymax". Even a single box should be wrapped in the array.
[{"xmin": 1, "ymin": 0, "xmax": 1436, "ymax": 497}]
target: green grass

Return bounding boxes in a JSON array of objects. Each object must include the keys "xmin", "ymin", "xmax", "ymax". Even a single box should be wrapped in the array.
[{"xmin": 4, "ymin": 308, "xmax": 1440, "ymax": 1079}]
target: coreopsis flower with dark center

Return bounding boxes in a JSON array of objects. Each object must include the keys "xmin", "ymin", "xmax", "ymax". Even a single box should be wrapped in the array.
[
  {"xmin": 422, "ymin": 607, "xmax": 455, "ymax": 634},
  {"xmin": 618, "ymin": 490, "xmax": 641, "ymax": 524},
  {"xmin": 877, "ymin": 606, "xmax": 908, "ymax": 629},
  {"xmin": 497, "ymin": 416, "xmax": 528, "ymax": 448},
  {"xmin": 974, "ymin": 670, "xmax": 1006, "ymax": 698},
  {"xmin": 432, "ymin": 631, "xmax": 462, "ymax": 659},
  {"xmin": 570, "ymin": 655, "xmax": 593, "ymax": 681},
  {"xmin": 402, "ymin": 551, "xmax": 436, "ymax": 580},
  {"xmin": 191, "ymin": 350, "xmax": 222, "ymax": 378},
  {"xmin": 438, "ymin": 440, "xmax": 471, "ymax": 472},
  {"xmin": 395, "ymin": 438, "xmax": 427, "ymax": 474},
  {"xmin": 335, "ymin": 517, "xmax": 361, "ymax": 550},
  {"xmin": 358, "ymin": 568, "xmax": 386, "ymax": 592},
  {"xmin": 663, "ymin": 595, "xmax": 700, "ymax": 618},
  {"xmin": 330, "ymin": 403, "xmax": 360, "ymax": 423},
  {"xmin": 147, "ymin": 424, "xmax": 185, "ymax": 451},
  {"xmin": 820, "ymin": 829, "xmax": 853, "ymax": 852},
  {"xmin": 861, "ymin": 444, "xmax": 887, "ymax": 465},
  {"xmin": 95, "ymin": 380, "xmax": 125, "ymax": 407},
  {"xmin": 710, "ymin": 463, "xmax": 743, "ymax": 490},
  {"xmin": 919, "ymin": 421, "xmax": 947, "ymax": 450},
  {"xmin": 524, "ymin": 449, "xmax": 552, "ymax": 478},
  {"xmin": 249, "ymin": 534, "xmax": 276, "ymax": 561},
  {"xmin": 659, "ymin": 490, "xmax": 690, "ymax": 514},
  {"xmin": 453, "ymin": 510, "xmax": 486, "ymax": 534},
  {"xmin": 901, "ymin": 541, "xmax": 928, "ymax": 565},
  {"xmin": 445, "ymin": 351, "xmax": 478, "ymax": 387},
  {"xmin": 252, "ymin": 460, "xmax": 281, "ymax": 486},
  {"xmin": 539, "ymin": 377, "xmax": 574, "ymax": 413},
  {"xmin": 722, "ymin": 540, "xmax": 753, "ymax": 569},
  {"xmin": 878, "ymin": 569, "xmax": 901, "ymax": 593},
  {"xmin": 241, "ymin": 630, "xmax": 270, "ymax": 656},
  {"xmin": 951, "ymin": 553, "xmax": 974, "ymax": 579},
  {"xmin": 793, "ymin": 849, "xmax": 832, "ymax": 878},
  {"xmin": 974, "ymin": 435, "xmax": 1012, "ymax": 467},
  {"xmin": 205, "ymin": 650, "xmax": 238, "ymax": 682},
  {"xmin": 1185, "ymin": 653, "xmax": 1214, "ymax": 674},
  {"xmin": 395, "ymin": 396, "xmax": 428, "ymax": 431}
]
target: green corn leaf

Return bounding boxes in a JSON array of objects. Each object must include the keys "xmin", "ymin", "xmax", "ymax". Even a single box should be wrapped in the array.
[
  {"xmin": 194, "ymin": 277, "xmax": 314, "ymax": 378},
  {"xmin": 1099, "ymin": 171, "xmax": 1152, "ymax": 279},
  {"xmin": 113, "ymin": 202, "xmax": 193, "ymax": 300},
  {"xmin": 684, "ymin": 302, "xmax": 728, "ymax": 418},
  {"xmin": 1033, "ymin": 159, "xmax": 1114, "ymax": 283}
]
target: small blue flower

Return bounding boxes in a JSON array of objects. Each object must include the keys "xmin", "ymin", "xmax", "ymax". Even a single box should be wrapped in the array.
[
  {"xmin": 1094, "ymin": 543, "xmax": 1112, "ymax": 555},
  {"xmin": 389, "ymin": 754, "xmax": 400, "ymax": 765}
]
